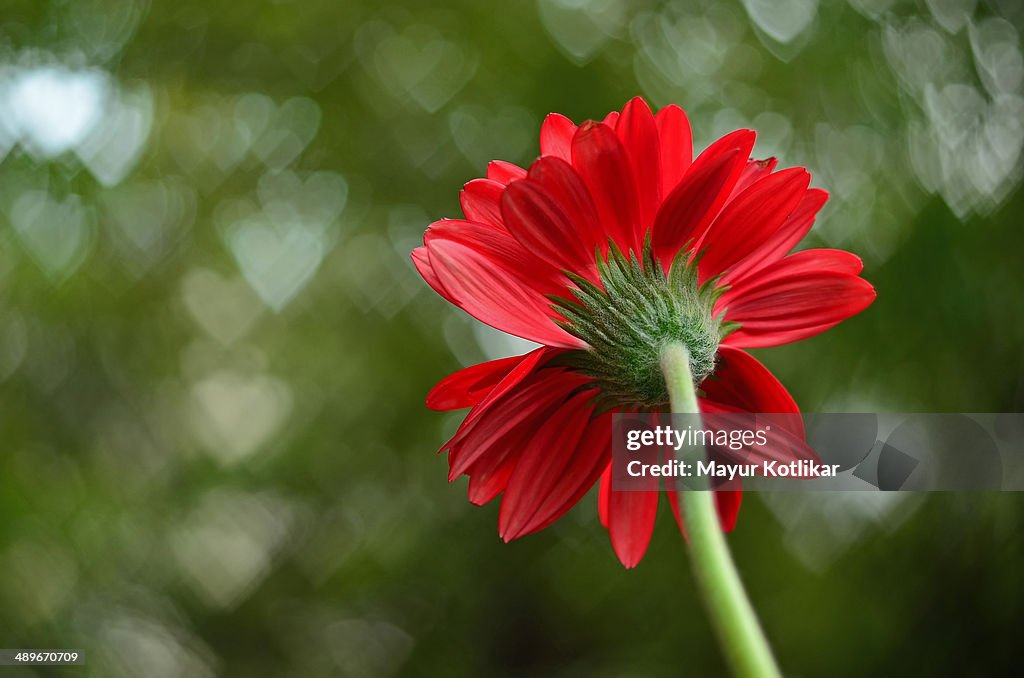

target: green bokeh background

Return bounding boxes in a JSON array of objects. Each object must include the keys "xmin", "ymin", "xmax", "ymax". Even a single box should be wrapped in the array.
[{"xmin": 1, "ymin": 0, "xmax": 1023, "ymax": 675}]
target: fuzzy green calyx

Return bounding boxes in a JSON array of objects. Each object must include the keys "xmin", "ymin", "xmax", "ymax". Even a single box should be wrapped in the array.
[{"xmin": 551, "ymin": 240, "xmax": 734, "ymax": 410}]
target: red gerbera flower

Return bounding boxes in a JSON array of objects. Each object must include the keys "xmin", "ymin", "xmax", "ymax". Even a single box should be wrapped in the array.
[{"xmin": 413, "ymin": 97, "xmax": 875, "ymax": 568}]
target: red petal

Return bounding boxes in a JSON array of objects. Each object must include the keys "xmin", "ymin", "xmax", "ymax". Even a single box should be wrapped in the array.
[
  {"xmin": 462, "ymin": 392, "xmax": 558, "ymax": 503},
  {"xmin": 498, "ymin": 391, "xmax": 598, "ymax": 540},
  {"xmin": 616, "ymin": 97, "xmax": 661, "ymax": 232},
  {"xmin": 448, "ymin": 362, "xmax": 586, "ymax": 477},
  {"xmin": 428, "ymin": 238, "xmax": 585, "ymax": 348},
  {"xmin": 526, "ymin": 156, "xmax": 605, "ymax": 273},
  {"xmin": 517, "ymin": 410, "xmax": 612, "ymax": 535},
  {"xmin": 460, "ymin": 179, "xmax": 506, "ymax": 229},
  {"xmin": 411, "ymin": 246, "xmax": 455, "ymax": 304},
  {"xmin": 460, "ymin": 371, "xmax": 585, "ymax": 504},
  {"xmin": 467, "ymin": 452, "xmax": 517, "ymax": 505},
  {"xmin": 715, "ymin": 490, "xmax": 743, "ymax": 531},
  {"xmin": 426, "ymin": 354, "xmax": 528, "ymax": 411},
  {"xmin": 603, "ymin": 110, "xmax": 620, "ymax": 127},
  {"xmin": 701, "ymin": 345, "xmax": 800, "ymax": 416},
  {"xmin": 458, "ymin": 421, "xmax": 527, "ymax": 502},
  {"xmin": 730, "ymin": 158, "xmax": 779, "ymax": 198},
  {"xmin": 667, "ymin": 488, "xmax": 743, "ymax": 539},
  {"xmin": 571, "ymin": 121, "xmax": 641, "ymax": 254},
  {"xmin": 721, "ymin": 250, "xmax": 870, "ymax": 312},
  {"xmin": 696, "ymin": 408, "xmax": 816, "ymax": 469},
  {"xmin": 699, "ymin": 346, "xmax": 807, "ymax": 463},
  {"xmin": 733, "ymin": 249, "xmax": 864, "ymax": 287},
  {"xmin": 540, "ymin": 112, "xmax": 577, "ymax": 161},
  {"xmin": 487, "ymin": 160, "xmax": 527, "ymax": 185},
  {"xmin": 443, "ymin": 347, "xmax": 552, "ymax": 449},
  {"xmin": 698, "ymin": 167, "xmax": 810, "ymax": 281},
  {"xmin": 598, "ymin": 465, "xmax": 611, "ymax": 527},
  {"xmin": 655, "ymin": 104, "xmax": 693, "ymax": 196},
  {"xmin": 725, "ymin": 322, "xmax": 845, "ymax": 348},
  {"xmin": 727, "ymin": 188, "xmax": 828, "ymax": 284},
  {"xmin": 607, "ymin": 485, "xmax": 659, "ymax": 569},
  {"xmin": 720, "ymin": 270, "xmax": 876, "ymax": 348},
  {"xmin": 425, "ymin": 219, "xmax": 561, "ymax": 290},
  {"xmin": 501, "ymin": 177, "xmax": 591, "ymax": 273},
  {"xmin": 652, "ymin": 129, "xmax": 755, "ymax": 267}
]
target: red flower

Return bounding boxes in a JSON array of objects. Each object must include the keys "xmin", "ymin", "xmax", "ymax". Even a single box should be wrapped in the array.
[{"xmin": 413, "ymin": 98, "xmax": 875, "ymax": 568}]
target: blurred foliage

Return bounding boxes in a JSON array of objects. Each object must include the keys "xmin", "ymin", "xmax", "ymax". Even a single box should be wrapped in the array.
[{"xmin": 0, "ymin": 0, "xmax": 1023, "ymax": 676}]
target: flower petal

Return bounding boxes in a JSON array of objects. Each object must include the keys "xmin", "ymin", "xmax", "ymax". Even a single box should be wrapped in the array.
[
  {"xmin": 428, "ymin": 238, "xmax": 585, "ymax": 348},
  {"xmin": 459, "ymin": 370, "xmax": 587, "ymax": 505},
  {"xmin": 734, "ymin": 249, "xmax": 865, "ymax": 286},
  {"xmin": 499, "ymin": 391, "xmax": 603, "ymax": 540},
  {"xmin": 700, "ymin": 346, "xmax": 807, "ymax": 461},
  {"xmin": 467, "ymin": 455, "xmax": 517, "ymax": 506},
  {"xmin": 696, "ymin": 411, "xmax": 815, "ymax": 469},
  {"xmin": 459, "ymin": 178, "xmax": 506, "ymax": 229},
  {"xmin": 714, "ymin": 490, "xmax": 743, "ymax": 531},
  {"xmin": 616, "ymin": 97, "xmax": 661, "ymax": 232},
  {"xmin": 487, "ymin": 160, "xmax": 527, "ymax": 185},
  {"xmin": 598, "ymin": 466, "xmax": 611, "ymax": 527},
  {"xmin": 605, "ymin": 482, "xmax": 659, "ymax": 569},
  {"xmin": 667, "ymin": 487, "xmax": 743, "ymax": 539},
  {"xmin": 700, "ymin": 345, "xmax": 800, "ymax": 416},
  {"xmin": 411, "ymin": 246, "xmax": 455, "ymax": 304},
  {"xmin": 426, "ymin": 354, "xmax": 530, "ymax": 411},
  {"xmin": 425, "ymin": 218, "xmax": 561, "ymax": 289},
  {"xmin": 444, "ymin": 347, "xmax": 552, "ymax": 446},
  {"xmin": 720, "ymin": 249, "xmax": 870, "ymax": 311},
  {"xmin": 720, "ymin": 269, "xmax": 876, "ymax": 348},
  {"xmin": 522, "ymin": 410, "xmax": 612, "ymax": 533},
  {"xmin": 451, "ymin": 413, "xmax": 533, "ymax": 487},
  {"xmin": 730, "ymin": 157, "xmax": 778, "ymax": 198},
  {"xmin": 501, "ymin": 177, "xmax": 592, "ymax": 273},
  {"xmin": 526, "ymin": 156, "xmax": 605, "ymax": 271},
  {"xmin": 698, "ymin": 167, "xmax": 810, "ymax": 281},
  {"xmin": 571, "ymin": 121, "xmax": 641, "ymax": 254},
  {"xmin": 652, "ymin": 129, "xmax": 755, "ymax": 266},
  {"xmin": 448, "ymin": 362, "xmax": 586, "ymax": 478},
  {"xmin": 727, "ymin": 188, "xmax": 829, "ymax": 284},
  {"xmin": 540, "ymin": 112, "xmax": 577, "ymax": 161},
  {"xmin": 655, "ymin": 104, "xmax": 693, "ymax": 196}
]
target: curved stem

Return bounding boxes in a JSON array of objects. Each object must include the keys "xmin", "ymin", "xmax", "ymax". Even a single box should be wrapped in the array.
[{"xmin": 660, "ymin": 342, "xmax": 782, "ymax": 678}]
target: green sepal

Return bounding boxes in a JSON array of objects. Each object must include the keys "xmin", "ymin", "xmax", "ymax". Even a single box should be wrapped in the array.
[{"xmin": 550, "ymin": 237, "xmax": 729, "ymax": 410}]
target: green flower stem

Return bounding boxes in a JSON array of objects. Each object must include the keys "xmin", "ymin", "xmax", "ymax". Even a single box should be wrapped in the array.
[{"xmin": 660, "ymin": 342, "xmax": 782, "ymax": 678}]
